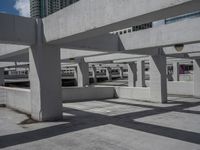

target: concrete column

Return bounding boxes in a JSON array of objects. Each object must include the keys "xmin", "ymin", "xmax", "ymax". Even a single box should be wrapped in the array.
[
  {"xmin": 106, "ymin": 67, "xmax": 112, "ymax": 81},
  {"xmin": 149, "ymin": 55, "xmax": 167, "ymax": 103},
  {"xmin": 73, "ymin": 67, "xmax": 78, "ymax": 86},
  {"xmin": 127, "ymin": 62, "xmax": 137, "ymax": 87},
  {"xmin": 118, "ymin": 67, "xmax": 124, "ymax": 79},
  {"xmin": 77, "ymin": 60, "xmax": 89, "ymax": 87},
  {"xmin": 173, "ymin": 62, "xmax": 180, "ymax": 81},
  {"xmin": 91, "ymin": 66, "xmax": 97, "ymax": 83},
  {"xmin": 136, "ymin": 60, "xmax": 145, "ymax": 87},
  {"xmin": 0, "ymin": 68, "xmax": 4, "ymax": 86},
  {"xmin": 29, "ymin": 19, "xmax": 62, "ymax": 121},
  {"xmin": 193, "ymin": 59, "xmax": 200, "ymax": 97}
]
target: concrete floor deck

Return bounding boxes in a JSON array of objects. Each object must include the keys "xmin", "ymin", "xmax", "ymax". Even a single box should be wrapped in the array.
[{"xmin": 0, "ymin": 96, "xmax": 200, "ymax": 150}]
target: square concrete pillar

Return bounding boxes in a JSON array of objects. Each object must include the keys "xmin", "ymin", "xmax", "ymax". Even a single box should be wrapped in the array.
[
  {"xmin": 173, "ymin": 62, "xmax": 180, "ymax": 81},
  {"xmin": 149, "ymin": 55, "xmax": 167, "ymax": 103},
  {"xmin": 193, "ymin": 59, "xmax": 200, "ymax": 97},
  {"xmin": 118, "ymin": 67, "xmax": 124, "ymax": 79},
  {"xmin": 29, "ymin": 45, "xmax": 62, "ymax": 121},
  {"xmin": 91, "ymin": 66, "xmax": 97, "ymax": 83},
  {"xmin": 77, "ymin": 60, "xmax": 89, "ymax": 87},
  {"xmin": 29, "ymin": 19, "xmax": 62, "ymax": 121},
  {"xmin": 136, "ymin": 60, "xmax": 145, "ymax": 87},
  {"xmin": 0, "ymin": 68, "xmax": 5, "ymax": 86},
  {"xmin": 127, "ymin": 62, "xmax": 137, "ymax": 87},
  {"xmin": 106, "ymin": 67, "xmax": 112, "ymax": 81}
]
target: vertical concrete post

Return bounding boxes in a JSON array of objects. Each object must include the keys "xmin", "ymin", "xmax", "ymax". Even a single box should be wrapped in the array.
[
  {"xmin": 136, "ymin": 60, "xmax": 145, "ymax": 87},
  {"xmin": 91, "ymin": 66, "xmax": 97, "ymax": 83},
  {"xmin": 127, "ymin": 62, "xmax": 137, "ymax": 87},
  {"xmin": 119, "ymin": 67, "xmax": 124, "ymax": 79},
  {"xmin": 193, "ymin": 59, "xmax": 200, "ymax": 97},
  {"xmin": 106, "ymin": 67, "xmax": 112, "ymax": 81},
  {"xmin": 77, "ymin": 59, "xmax": 89, "ymax": 87},
  {"xmin": 0, "ymin": 68, "xmax": 5, "ymax": 86},
  {"xmin": 73, "ymin": 67, "xmax": 78, "ymax": 86},
  {"xmin": 149, "ymin": 55, "xmax": 167, "ymax": 103},
  {"xmin": 29, "ymin": 19, "xmax": 62, "ymax": 121},
  {"xmin": 173, "ymin": 61, "xmax": 180, "ymax": 81}
]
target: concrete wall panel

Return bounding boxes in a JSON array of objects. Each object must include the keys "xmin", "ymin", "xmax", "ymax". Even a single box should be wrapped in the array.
[
  {"xmin": 115, "ymin": 87, "xmax": 150, "ymax": 101},
  {"xmin": 0, "ymin": 87, "xmax": 31, "ymax": 114},
  {"xmin": 62, "ymin": 87, "xmax": 115, "ymax": 102},
  {"xmin": 167, "ymin": 81, "xmax": 193, "ymax": 95}
]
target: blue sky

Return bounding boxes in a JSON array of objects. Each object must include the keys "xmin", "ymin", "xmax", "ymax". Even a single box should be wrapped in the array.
[
  {"xmin": 0, "ymin": 0, "xmax": 30, "ymax": 17},
  {"xmin": 0, "ymin": 0, "xmax": 19, "ymax": 15}
]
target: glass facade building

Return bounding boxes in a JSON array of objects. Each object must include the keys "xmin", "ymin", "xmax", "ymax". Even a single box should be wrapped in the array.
[
  {"xmin": 165, "ymin": 11, "xmax": 200, "ymax": 24},
  {"xmin": 30, "ymin": 0, "xmax": 79, "ymax": 18}
]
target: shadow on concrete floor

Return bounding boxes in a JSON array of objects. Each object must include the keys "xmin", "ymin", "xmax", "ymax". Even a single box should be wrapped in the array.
[{"xmin": 0, "ymin": 97, "xmax": 200, "ymax": 148}]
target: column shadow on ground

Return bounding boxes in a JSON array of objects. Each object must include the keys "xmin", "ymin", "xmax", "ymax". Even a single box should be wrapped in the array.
[{"xmin": 0, "ymin": 97, "xmax": 200, "ymax": 148}]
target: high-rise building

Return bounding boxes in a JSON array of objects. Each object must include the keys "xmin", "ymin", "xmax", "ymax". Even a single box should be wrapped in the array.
[{"xmin": 30, "ymin": 0, "xmax": 79, "ymax": 18}]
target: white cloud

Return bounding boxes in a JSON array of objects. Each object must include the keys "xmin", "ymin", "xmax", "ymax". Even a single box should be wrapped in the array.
[{"xmin": 14, "ymin": 0, "xmax": 30, "ymax": 17}]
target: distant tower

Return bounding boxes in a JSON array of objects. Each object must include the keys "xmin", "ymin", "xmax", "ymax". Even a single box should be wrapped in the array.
[{"xmin": 30, "ymin": 0, "xmax": 79, "ymax": 18}]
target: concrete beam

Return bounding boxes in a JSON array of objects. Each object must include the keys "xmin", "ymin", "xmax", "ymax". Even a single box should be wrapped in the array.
[
  {"xmin": 61, "ymin": 34, "xmax": 120, "ymax": 52},
  {"xmin": 85, "ymin": 53, "xmax": 144, "ymax": 63},
  {"xmin": 0, "ymin": 13, "xmax": 35, "ymax": 45},
  {"xmin": 61, "ymin": 48, "xmax": 106, "ymax": 60},
  {"xmin": 113, "ymin": 56, "xmax": 149, "ymax": 63},
  {"xmin": 120, "ymin": 18, "xmax": 200, "ymax": 51},
  {"xmin": 164, "ymin": 43, "xmax": 200, "ymax": 55},
  {"xmin": 43, "ymin": 0, "xmax": 200, "ymax": 44}
]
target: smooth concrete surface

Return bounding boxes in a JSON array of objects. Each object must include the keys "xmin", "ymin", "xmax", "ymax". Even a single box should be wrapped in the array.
[
  {"xmin": 91, "ymin": 66, "xmax": 97, "ymax": 83},
  {"xmin": 179, "ymin": 74, "xmax": 193, "ymax": 81},
  {"xmin": 62, "ymin": 34, "xmax": 120, "ymax": 52},
  {"xmin": 118, "ymin": 67, "xmax": 123, "ymax": 79},
  {"xmin": 115, "ymin": 87, "xmax": 150, "ymax": 101},
  {"xmin": 43, "ymin": 0, "xmax": 200, "ymax": 44},
  {"xmin": 167, "ymin": 81, "xmax": 194, "ymax": 96},
  {"xmin": 61, "ymin": 48, "xmax": 105, "ymax": 60},
  {"xmin": 149, "ymin": 55, "xmax": 167, "ymax": 103},
  {"xmin": 0, "ymin": 44, "xmax": 28, "ymax": 60},
  {"xmin": 0, "ymin": 13, "xmax": 35, "ymax": 45},
  {"xmin": 120, "ymin": 17, "xmax": 200, "ymax": 51},
  {"xmin": 127, "ymin": 62, "xmax": 137, "ymax": 87},
  {"xmin": 0, "ymin": 96, "xmax": 200, "ymax": 149},
  {"xmin": 173, "ymin": 62, "xmax": 180, "ymax": 81},
  {"xmin": 136, "ymin": 60, "xmax": 145, "ymax": 87},
  {"xmin": 62, "ymin": 87, "xmax": 115, "ymax": 102},
  {"xmin": 105, "ymin": 67, "xmax": 112, "ymax": 82},
  {"xmin": 0, "ymin": 87, "xmax": 31, "ymax": 114},
  {"xmin": 0, "ymin": 68, "xmax": 4, "ymax": 86},
  {"xmin": 29, "ymin": 19, "xmax": 62, "ymax": 121},
  {"xmin": 0, "ymin": 86, "xmax": 115, "ymax": 114},
  {"xmin": 193, "ymin": 59, "xmax": 200, "ymax": 97},
  {"xmin": 77, "ymin": 60, "xmax": 89, "ymax": 87}
]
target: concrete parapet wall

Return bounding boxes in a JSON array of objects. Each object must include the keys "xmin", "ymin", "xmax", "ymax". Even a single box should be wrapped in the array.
[
  {"xmin": 0, "ymin": 87, "xmax": 31, "ymax": 114},
  {"xmin": 115, "ymin": 87, "xmax": 150, "ymax": 101},
  {"xmin": 167, "ymin": 81, "xmax": 194, "ymax": 95},
  {"xmin": 62, "ymin": 87, "xmax": 115, "ymax": 102},
  {"xmin": 179, "ymin": 74, "xmax": 193, "ymax": 81}
]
